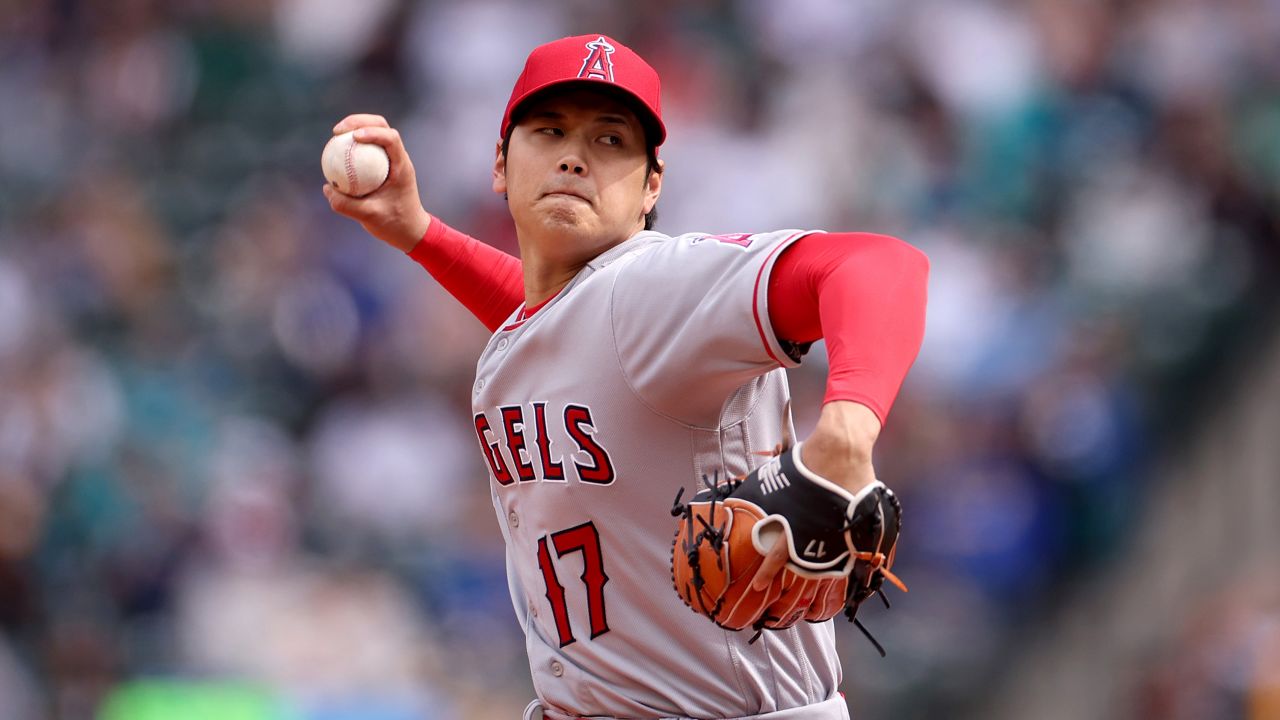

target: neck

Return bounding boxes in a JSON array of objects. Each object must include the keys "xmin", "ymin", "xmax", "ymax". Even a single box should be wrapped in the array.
[
  {"xmin": 516, "ymin": 223, "xmax": 645, "ymax": 307},
  {"xmin": 521, "ymin": 255, "xmax": 582, "ymax": 308}
]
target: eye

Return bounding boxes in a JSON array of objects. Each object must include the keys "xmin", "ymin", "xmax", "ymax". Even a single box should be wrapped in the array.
[
  {"xmin": 538, "ymin": 127, "xmax": 564, "ymax": 137},
  {"xmin": 600, "ymin": 134, "xmax": 622, "ymax": 146}
]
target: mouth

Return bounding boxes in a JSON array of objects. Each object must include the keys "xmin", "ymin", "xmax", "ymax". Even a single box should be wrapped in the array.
[{"xmin": 542, "ymin": 190, "xmax": 591, "ymax": 204}]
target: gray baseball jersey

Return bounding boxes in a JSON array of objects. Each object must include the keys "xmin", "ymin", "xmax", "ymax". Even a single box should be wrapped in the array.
[{"xmin": 471, "ymin": 229, "xmax": 850, "ymax": 719}]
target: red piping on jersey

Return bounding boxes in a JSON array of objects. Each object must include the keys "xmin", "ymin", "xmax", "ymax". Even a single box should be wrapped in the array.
[
  {"xmin": 751, "ymin": 232, "xmax": 807, "ymax": 367},
  {"xmin": 500, "ymin": 293, "xmax": 556, "ymax": 332}
]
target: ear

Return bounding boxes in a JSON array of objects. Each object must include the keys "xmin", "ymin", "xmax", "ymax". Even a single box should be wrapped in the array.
[
  {"xmin": 642, "ymin": 157, "xmax": 664, "ymax": 215},
  {"xmin": 492, "ymin": 140, "xmax": 507, "ymax": 194}
]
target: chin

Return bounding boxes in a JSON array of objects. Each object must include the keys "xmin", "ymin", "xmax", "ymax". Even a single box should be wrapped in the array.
[{"xmin": 542, "ymin": 205, "xmax": 585, "ymax": 227}]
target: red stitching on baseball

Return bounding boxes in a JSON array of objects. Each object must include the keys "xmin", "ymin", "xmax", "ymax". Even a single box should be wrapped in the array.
[{"xmin": 344, "ymin": 138, "xmax": 359, "ymax": 195}]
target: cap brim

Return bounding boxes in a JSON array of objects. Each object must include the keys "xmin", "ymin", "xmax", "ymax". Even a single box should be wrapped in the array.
[{"xmin": 505, "ymin": 79, "xmax": 666, "ymax": 146}]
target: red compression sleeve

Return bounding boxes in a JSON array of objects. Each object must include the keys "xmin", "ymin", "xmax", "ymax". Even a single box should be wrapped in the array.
[
  {"xmin": 768, "ymin": 232, "xmax": 929, "ymax": 425},
  {"xmin": 407, "ymin": 216, "xmax": 524, "ymax": 333}
]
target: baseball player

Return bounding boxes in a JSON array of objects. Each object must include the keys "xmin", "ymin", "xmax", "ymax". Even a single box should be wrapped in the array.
[{"xmin": 325, "ymin": 34, "xmax": 928, "ymax": 720}]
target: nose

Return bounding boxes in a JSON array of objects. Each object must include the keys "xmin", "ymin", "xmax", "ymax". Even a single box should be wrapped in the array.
[
  {"xmin": 559, "ymin": 158, "xmax": 586, "ymax": 175},
  {"xmin": 557, "ymin": 140, "xmax": 588, "ymax": 176}
]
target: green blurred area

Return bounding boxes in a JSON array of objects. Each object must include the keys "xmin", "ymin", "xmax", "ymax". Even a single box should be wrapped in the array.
[{"xmin": 100, "ymin": 681, "xmax": 283, "ymax": 720}]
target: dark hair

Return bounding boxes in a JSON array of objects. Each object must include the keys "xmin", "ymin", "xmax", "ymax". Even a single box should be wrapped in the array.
[{"xmin": 500, "ymin": 125, "xmax": 662, "ymax": 231}]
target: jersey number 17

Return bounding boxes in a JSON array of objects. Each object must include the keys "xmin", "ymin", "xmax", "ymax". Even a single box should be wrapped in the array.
[{"xmin": 537, "ymin": 520, "xmax": 610, "ymax": 647}]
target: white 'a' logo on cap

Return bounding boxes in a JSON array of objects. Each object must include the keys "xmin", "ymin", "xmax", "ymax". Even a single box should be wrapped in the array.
[{"xmin": 578, "ymin": 36, "xmax": 616, "ymax": 82}]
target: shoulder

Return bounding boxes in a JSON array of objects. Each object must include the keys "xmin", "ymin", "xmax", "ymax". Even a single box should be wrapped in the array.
[
  {"xmin": 605, "ymin": 229, "xmax": 817, "ymax": 269},
  {"xmin": 661, "ymin": 229, "xmax": 813, "ymax": 252}
]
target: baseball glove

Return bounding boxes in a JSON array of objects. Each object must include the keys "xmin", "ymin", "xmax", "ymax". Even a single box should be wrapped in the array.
[{"xmin": 671, "ymin": 442, "xmax": 906, "ymax": 654}]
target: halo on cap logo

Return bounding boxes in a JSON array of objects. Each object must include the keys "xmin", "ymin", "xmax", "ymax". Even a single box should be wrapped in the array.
[{"xmin": 578, "ymin": 36, "xmax": 616, "ymax": 82}]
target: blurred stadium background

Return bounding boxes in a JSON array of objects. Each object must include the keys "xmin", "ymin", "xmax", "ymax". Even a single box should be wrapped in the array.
[{"xmin": 1, "ymin": 0, "xmax": 1278, "ymax": 718}]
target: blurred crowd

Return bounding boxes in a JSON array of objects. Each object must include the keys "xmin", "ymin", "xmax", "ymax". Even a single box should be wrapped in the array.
[{"xmin": 0, "ymin": 0, "xmax": 1277, "ymax": 718}]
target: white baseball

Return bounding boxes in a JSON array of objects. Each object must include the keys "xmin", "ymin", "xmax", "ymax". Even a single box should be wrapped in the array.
[{"xmin": 321, "ymin": 131, "xmax": 390, "ymax": 197}]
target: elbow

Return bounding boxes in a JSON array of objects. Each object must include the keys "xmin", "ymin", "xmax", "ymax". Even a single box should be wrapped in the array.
[
  {"xmin": 875, "ymin": 233, "xmax": 930, "ymax": 284},
  {"xmin": 830, "ymin": 232, "xmax": 930, "ymax": 286},
  {"xmin": 872, "ymin": 234, "xmax": 930, "ymax": 315}
]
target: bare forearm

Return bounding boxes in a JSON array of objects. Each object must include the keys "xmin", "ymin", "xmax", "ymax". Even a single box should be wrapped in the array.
[{"xmin": 800, "ymin": 400, "xmax": 880, "ymax": 493}]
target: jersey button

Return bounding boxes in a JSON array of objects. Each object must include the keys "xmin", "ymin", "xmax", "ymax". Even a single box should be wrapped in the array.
[
  {"xmin": 550, "ymin": 660, "xmax": 564, "ymax": 677},
  {"xmin": 508, "ymin": 511, "xmax": 519, "ymax": 528},
  {"xmin": 496, "ymin": 337, "xmax": 509, "ymax": 351},
  {"xmin": 529, "ymin": 600, "xmax": 538, "ymax": 617},
  {"xmin": 474, "ymin": 378, "xmax": 485, "ymax": 392}
]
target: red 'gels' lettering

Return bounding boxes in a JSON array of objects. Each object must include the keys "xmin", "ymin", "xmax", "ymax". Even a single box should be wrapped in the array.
[
  {"xmin": 501, "ymin": 405, "xmax": 537, "ymax": 482},
  {"xmin": 474, "ymin": 413, "xmax": 514, "ymax": 486},
  {"xmin": 533, "ymin": 402, "xmax": 566, "ymax": 481},
  {"xmin": 564, "ymin": 404, "xmax": 616, "ymax": 484}
]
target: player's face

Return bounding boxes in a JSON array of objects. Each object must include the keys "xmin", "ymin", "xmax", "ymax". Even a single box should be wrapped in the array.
[{"xmin": 494, "ymin": 88, "xmax": 662, "ymax": 260}]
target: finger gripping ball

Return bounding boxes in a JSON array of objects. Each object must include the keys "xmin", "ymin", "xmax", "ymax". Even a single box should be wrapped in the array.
[{"xmin": 322, "ymin": 131, "xmax": 390, "ymax": 197}]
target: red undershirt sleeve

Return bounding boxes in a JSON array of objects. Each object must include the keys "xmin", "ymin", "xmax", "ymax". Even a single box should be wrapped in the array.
[
  {"xmin": 767, "ymin": 232, "xmax": 929, "ymax": 425},
  {"xmin": 406, "ymin": 216, "xmax": 525, "ymax": 333}
]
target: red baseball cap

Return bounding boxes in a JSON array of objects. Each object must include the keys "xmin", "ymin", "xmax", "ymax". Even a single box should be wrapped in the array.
[{"xmin": 500, "ymin": 34, "xmax": 666, "ymax": 147}]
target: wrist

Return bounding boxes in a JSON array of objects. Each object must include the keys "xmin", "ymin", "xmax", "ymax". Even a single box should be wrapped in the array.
[
  {"xmin": 391, "ymin": 208, "xmax": 431, "ymax": 253},
  {"xmin": 400, "ymin": 210, "xmax": 432, "ymax": 254}
]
